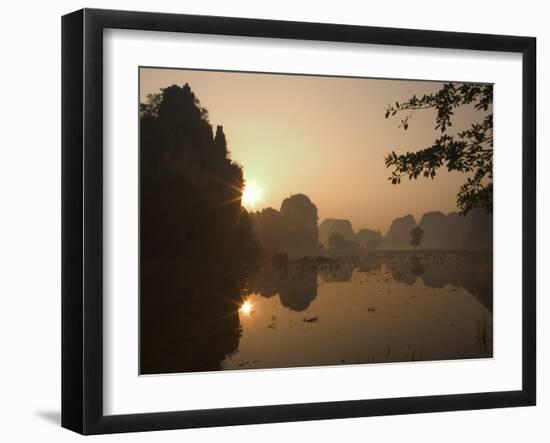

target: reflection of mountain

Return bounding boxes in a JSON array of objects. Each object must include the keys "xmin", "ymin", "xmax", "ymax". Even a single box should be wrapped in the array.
[
  {"xmin": 420, "ymin": 253, "xmax": 493, "ymax": 311},
  {"xmin": 250, "ymin": 264, "xmax": 319, "ymax": 312},
  {"xmin": 377, "ymin": 253, "xmax": 493, "ymax": 312},
  {"xmin": 318, "ymin": 263, "xmax": 355, "ymax": 283},
  {"xmin": 279, "ymin": 266, "xmax": 319, "ymax": 311},
  {"xmin": 140, "ymin": 261, "xmax": 245, "ymax": 374},
  {"xmin": 318, "ymin": 253, "xmax": 493, "ymax": 312},
  {"xmin": 380, "ymin": 256, "xmax": 418, "ymax": 285}
]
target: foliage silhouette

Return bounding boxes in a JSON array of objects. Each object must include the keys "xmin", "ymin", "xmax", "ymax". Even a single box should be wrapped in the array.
[
  {"xmin": 384, "ymin": 83, "xmax": 493, "ymax": 214},
  {"xmin": 140, "ymin": 83, "xmax": 261, "ymax": 262}
]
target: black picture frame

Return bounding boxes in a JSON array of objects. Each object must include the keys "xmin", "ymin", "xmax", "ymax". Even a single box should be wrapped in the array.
[{"xmin": 62, "ymin": 8, "xmax": 536, "ymax": 435}]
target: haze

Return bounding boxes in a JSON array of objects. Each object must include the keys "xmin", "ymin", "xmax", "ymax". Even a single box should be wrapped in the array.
[{"xmin": 140, "ymin": 67, "xmax": 485, "ymax": 234}]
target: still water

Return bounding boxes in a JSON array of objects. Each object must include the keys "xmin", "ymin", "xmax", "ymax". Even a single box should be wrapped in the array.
[
  {"xmin": 223, "ymin": 252, "xmax": 493, "ymax": 370},
  {"xmin": 140, "ymin": 252, "xmax": 492, "ymax": 374}
]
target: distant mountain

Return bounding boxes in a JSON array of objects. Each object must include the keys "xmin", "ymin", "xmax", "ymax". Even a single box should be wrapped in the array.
[
  {"xmin": 280, "ymin": 194, "xmax": 324, "ymax": 258},
  {"xmin": 356, "ymin": 229, "xmax": 383, "ymax": 249},
  {"xmin": 464, "ymin": 208, "xmax": 493, "ymax": 251},
  {"xmin": 318, "ymin": 219, "xmax": 382, "ymax": 254},
  {"xmin": 251, "ymin": 194, "xmax": 324, "ymax": 259},
  {"xmin": 446, "ymin": 212, "xmax": 471, "ymax": 250},
  {"xmin": 327, "ymin": 232, "xmax": 361, "ymax": 258},
  {"xmin": 380, "ymin": 209, "xmax": 492, "ymax": 251},
  {"xmin": 418, "ymin": 211, "xmax": 450, "ymax": 249},
  {"xmin": 381, "ymin": 215, "xmax": 417, "ymax": 250},
  {"xmin": 318, "ymin": 218, "xmax": 355, "ymax": 248},
  {"xmin": 257, "ymin": 204, "xmax": 492, "ymax": 258}
]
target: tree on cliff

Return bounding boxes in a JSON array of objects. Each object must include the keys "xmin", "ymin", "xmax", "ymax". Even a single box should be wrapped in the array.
[
  {"xmin": 384, "ymin": 83, "xmax": 493, "ymax": 215},
  {"xmin": 140, "ymin": 83, "xmax": 260, "ymax": 261}
]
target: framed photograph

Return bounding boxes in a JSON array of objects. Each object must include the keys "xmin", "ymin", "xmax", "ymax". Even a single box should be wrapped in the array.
[{"xmin": 62, "ymin": 8, "xmax": 536, "ymax": 434}]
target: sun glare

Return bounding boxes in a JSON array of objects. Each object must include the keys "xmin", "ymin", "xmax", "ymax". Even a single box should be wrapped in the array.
[
  {"xmin": 242, "ymin": 181, "xmax": 263, "ymax": 208},
  {"xmin": 239, "ymin": 300, "xmax": 253, "ymax": 316}
]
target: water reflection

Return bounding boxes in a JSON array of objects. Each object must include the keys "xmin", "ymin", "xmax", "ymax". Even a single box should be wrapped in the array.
[
  {"xmin": 140, "ymin": 260, "xmax": 246, "ymax": 374},
  {"xmin": 141, "ymin": 252, "xmax": 493, "ymax": 374},
  {"xmin": 250, "ymin": 264, "xmax": 318, "ymax": 312}
]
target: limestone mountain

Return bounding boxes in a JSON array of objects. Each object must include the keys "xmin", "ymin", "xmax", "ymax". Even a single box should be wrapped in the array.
[{"xmin": 318, "ymin": 218, "xmax": 355, "ymax": 248}]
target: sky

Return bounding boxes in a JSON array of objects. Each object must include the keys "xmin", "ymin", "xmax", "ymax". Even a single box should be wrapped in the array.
[{"xmin": 140, "ymin": 67, "xmax": 488, "ymax": 235}]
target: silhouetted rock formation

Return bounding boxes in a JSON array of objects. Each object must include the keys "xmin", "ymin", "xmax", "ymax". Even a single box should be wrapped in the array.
[
  {"xmin": 418, "ymin": 211, "xmax": 449, "ymax": 249},
  {"xmin": 140, "ymin": 83, "xmax": 261, "ymax": 262},
  {"xmin": 356, "ymin": 228, "xmax": 383, "ymax": 251},
  {"xmin": 140, "ymin": 83, "xmax": 264, "ymax": 373},
  {"xmin": 464, "ymin": 208, "xmax": 493, "ymax": 251},
  {"xmin": 251, "ymin": 194, "xmax": 324, "ymax": 259},
  {"xmin": 416, "ymin": 210, "xmax": 490, "ymax": 251},
  {"xmin": 280, "ymin": 194, "xmax": 323, "ymax": 258},
  {"xmin": 381, "ymin": 215, "xmax": 417, "ymax": 250},
  {"xmin": 296, "ymin": 207, "xmax": 491, "ymax": 256},
  {"xmin": 327, "ymin": 232, "xmax": 361, "ymax": 257},
  {"xmin": 319, "ymin": 218, "xmax": 355, "ymax": 248},
  {"xmin": 250, "ymin": 208, "xmax": 284, "ymax": 253},
  {"xmin": 318, "ymin": 219, "xmax": 382, "ymax": 255},
  {"xmin": 378, "ymin": 210, "xmax": 492, "ymax": 251},
  {"xmin": 445, "ymin": 212, "xmax": 469, "ymax": 249}
]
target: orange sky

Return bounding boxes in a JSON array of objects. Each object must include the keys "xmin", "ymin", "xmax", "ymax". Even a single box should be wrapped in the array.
[{"xmin": 140, "ymin": 67, "xmax": 488, "ymax": 234}]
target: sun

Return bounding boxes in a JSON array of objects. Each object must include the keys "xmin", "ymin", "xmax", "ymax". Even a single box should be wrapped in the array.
[
  {"xmin": 239, "ymin": 300, "xmax": 253, "ymax": 316},
  {"xmin": 242, "ymin": 181, "xmax": 263, "ymax": 208}
]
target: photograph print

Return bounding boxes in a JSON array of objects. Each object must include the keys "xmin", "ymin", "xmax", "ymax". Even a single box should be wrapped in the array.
[{"xmin": 139, "ymin": 67, "xmax": 493, "ymax": 375}]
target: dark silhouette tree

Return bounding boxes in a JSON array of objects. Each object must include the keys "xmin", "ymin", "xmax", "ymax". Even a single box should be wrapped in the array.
[
  {"xmin": 140, "ymin": 83, "xmax": 261, "ymax": 262},
  {"xmin": 384, "ymin": 83, "xmax": 493, "ymax": 215},
  {"xmin": 410, "ymin": 226, "xmax": 424, "ymax": 250}
]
